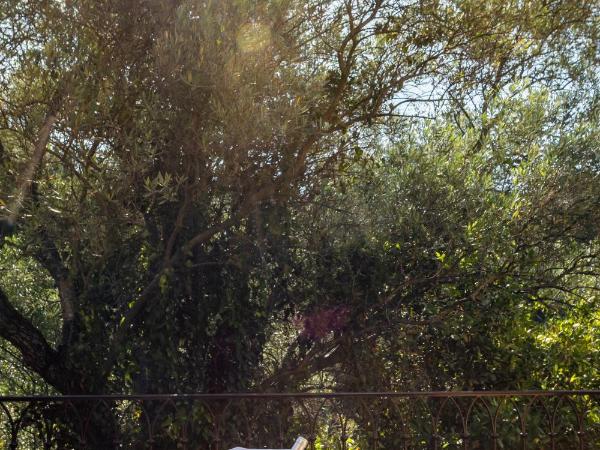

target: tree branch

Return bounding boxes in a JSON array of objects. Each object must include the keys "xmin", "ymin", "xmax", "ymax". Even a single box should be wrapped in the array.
[
  {"xmin": 0, "ymin": 287, "xmax": 70, "ymax": 392},
  {"xmin": 5, "ymin": 110, "xmax": 59, "ymax": 226},
  {"xmin": 33, "ymin": 226, "xmax": 77, "ymax": 348}
]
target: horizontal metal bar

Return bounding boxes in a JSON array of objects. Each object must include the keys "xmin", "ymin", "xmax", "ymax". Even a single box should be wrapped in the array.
[{"xmin": 1, "ymin": 390, "xmax": 599, "ymax": 402}]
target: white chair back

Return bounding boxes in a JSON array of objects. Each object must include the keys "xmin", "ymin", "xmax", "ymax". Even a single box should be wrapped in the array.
[
  {"xmin": 291, "ymin": 436, "xmax": 309, "ymax": 450},
  {"xmin": 229, "ymin": 436, "xmax": 308, "ymax": 450}
]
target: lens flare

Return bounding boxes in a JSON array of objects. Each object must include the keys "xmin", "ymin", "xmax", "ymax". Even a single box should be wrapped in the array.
[{"xmin": 236, "ymin": 22, "xmax": 271, "ymax": 53}]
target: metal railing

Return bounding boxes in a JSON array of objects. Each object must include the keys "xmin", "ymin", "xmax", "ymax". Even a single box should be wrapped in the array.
[{"xmin": 1, "ymin": 391, "xmax": 599, "ymax": 449}]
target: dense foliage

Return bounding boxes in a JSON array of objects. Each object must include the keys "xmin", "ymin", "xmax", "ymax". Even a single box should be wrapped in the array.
[{"xmin": 0, "ymin": 0, "xmax": 598, "ymax": 447}]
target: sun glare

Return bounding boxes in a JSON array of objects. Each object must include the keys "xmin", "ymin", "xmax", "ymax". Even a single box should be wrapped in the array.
[{"xmin": 236, "ymin": 22, "xmax": 271, "ymax": 53}]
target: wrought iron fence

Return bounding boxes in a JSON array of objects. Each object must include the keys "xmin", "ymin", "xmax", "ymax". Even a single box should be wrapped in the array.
[{"xmin": 1, "ymin": 391, "xmax": 599, "ymax": 449}]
